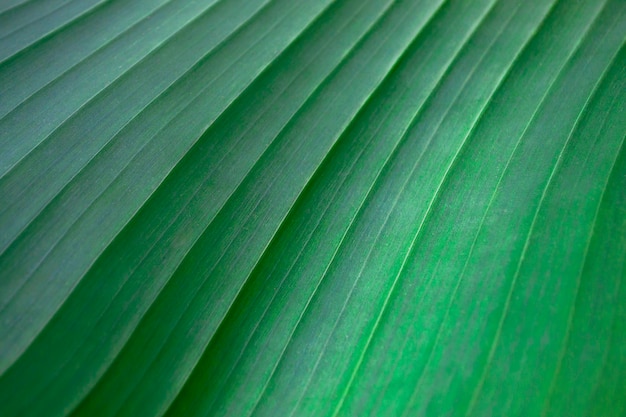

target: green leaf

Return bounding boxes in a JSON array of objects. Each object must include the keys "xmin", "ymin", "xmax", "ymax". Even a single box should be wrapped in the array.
[{"xmin": 0, "ymin": 0, "xmax": 624, "ymax": 416}]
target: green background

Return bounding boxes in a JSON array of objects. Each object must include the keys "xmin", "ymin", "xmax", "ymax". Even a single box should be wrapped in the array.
[{"xmin": 0, "ymin": 0, "xmax": 625, "ymax": 415}]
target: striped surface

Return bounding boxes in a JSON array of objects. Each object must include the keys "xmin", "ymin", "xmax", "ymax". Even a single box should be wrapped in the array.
[{"xmin": 0, "ymin": 0, "xmax": 625, "ymax": 415}]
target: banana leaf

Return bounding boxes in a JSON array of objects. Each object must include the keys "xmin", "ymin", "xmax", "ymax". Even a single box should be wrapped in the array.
[{"xmin": 0, "ymin": 0, "xmax": 625, "ymax": 415}]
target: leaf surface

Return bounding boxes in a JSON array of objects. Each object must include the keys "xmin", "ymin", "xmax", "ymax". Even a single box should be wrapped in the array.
[{"xmin": 0, "ymin": 0, "xmax": 625, "ymax": 416}]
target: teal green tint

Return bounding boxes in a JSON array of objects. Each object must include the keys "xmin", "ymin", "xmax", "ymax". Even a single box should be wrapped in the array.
[{"xmin": 0, "ymin": 0, "xmax": 624, "ymax": 416}]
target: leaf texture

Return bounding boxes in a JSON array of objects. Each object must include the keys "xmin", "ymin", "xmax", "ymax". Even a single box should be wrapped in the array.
[{"xmin": 0, "ymin": 0, "xmax": 625, "ymax": 416}]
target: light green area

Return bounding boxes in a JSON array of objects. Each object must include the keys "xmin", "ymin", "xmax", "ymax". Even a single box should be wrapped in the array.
[{"xmin": 0, "ymin": 0, "xmax": 624, "ymax": 415}]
